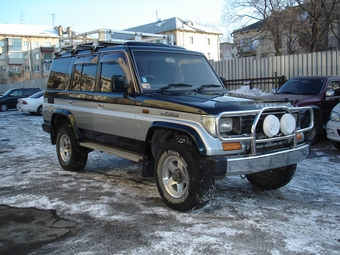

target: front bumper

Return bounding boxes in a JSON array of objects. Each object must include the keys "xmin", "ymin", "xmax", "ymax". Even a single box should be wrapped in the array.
[{"xmin": 206, "ymin": 143, "xmax": 311, "ymax": 178}]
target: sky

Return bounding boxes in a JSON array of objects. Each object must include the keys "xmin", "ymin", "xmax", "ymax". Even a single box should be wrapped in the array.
[{"xmin": 0, "ymin": 0, "xmax": 228, "ymax": 36}]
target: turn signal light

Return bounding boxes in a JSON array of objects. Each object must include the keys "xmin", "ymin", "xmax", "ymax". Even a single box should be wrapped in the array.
[
  {"xmin": 222, "ymin": 142, "xmax": 242, "ymax": 151},
  {"xmin": 296, "ymin": 133, "xmax": 302, "ymax": 140}
]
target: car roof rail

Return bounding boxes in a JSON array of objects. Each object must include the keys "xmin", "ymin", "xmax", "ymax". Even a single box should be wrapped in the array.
[{"xmin": 57, "ymin": 28, "xmax": 169, "ymax": 56}]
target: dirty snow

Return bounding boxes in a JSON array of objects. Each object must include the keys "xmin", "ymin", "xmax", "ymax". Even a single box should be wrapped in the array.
[{"xmin": 0, "ymin": 88, "xmax": 340, "ymax": 254}]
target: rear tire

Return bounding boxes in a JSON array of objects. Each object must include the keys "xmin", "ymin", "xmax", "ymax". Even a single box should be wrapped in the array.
[
  {"xmin": 0, "ymin": 104, "xmax": 8, "ymax": 112},
  {"xmin": 37, "ymin": 105, "xmax": 43, "ymax": 116},
  {"xmin": 246, "ymin": 164, "xmax": 296, "ymax": 190},
  {"xmin": 56, "ymin": 124, "xmax": 88, "ymax": 171},
  {"xmin": 155, "ymin": 141, "xmax": 214, "ymax": 212}
]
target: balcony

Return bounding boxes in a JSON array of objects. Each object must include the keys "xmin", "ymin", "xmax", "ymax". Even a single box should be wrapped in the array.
[{"xmin": 40, "ymin": 47, "xmax": 55, "ymax": 53}]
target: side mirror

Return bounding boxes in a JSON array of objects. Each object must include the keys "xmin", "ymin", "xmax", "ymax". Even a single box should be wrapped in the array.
[{"xmin": 326, "ymin": 90, "xmax": 335, "ymax": 97}]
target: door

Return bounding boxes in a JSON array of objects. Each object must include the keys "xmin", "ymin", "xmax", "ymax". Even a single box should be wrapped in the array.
[{"xmin": 93, "ymin": 52, "xmax": 138, "ymax": 151}]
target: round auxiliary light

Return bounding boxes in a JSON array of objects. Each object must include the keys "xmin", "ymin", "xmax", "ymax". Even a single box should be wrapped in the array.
[
  {"xmin": 263, "ymin": 115, "xmax": 280, "ymax": 138},
  {"xmin": 280, "ymin": 113, "xmax": 296, "ymax": 135}
]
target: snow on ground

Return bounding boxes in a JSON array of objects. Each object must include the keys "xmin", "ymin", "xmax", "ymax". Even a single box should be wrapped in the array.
[{"xmin": 0, "ymin": 96, "xmax": 340, "ymax": 254}]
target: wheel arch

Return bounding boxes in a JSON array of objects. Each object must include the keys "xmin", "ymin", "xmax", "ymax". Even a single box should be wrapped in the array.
[
  {"xmin": 50, "ymin": 109, "xmax": 81, "ymax": 145},
  {"xmin": 145, "ymin": 122, "xmax": 207, "ymax": 158}
]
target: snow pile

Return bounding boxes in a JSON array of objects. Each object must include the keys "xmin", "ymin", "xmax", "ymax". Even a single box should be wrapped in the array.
[{"xmin": 230, "ymin": 85, "xmax": 273, "ymax": 97}]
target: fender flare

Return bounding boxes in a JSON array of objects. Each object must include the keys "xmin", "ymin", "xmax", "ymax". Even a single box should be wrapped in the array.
[
  {"xmin": 50, "ymin": 109, "xmax": 81, "ymax": 144},
  {"xmin": 146, "ymin": 122, "xmax": 207, "ymax": 155}
]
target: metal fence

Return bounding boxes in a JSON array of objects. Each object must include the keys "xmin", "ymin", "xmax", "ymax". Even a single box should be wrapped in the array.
[
  {"xmin": 1, "ymin": 50, "xmax": 340, "ymax": 94},
  {"xmin": 0, "ymin": 77, "xmax": 48, "ymax": 94},
  {"xmin": 210, "ymin": 50, "xmax": 340, "ymax": 92}
]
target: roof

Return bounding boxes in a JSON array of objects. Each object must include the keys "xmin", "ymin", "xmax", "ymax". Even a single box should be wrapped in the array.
[
  {"xmin": 0, "ymin": 24, "xmax": 59, "ymax": 38},
  {"xmin": 124, "ymin": 17, "xmax": 222, "ymax": 35},
  {"xmin": 232, "ymin": 20, "xmax": 265, "ymax": 34}
]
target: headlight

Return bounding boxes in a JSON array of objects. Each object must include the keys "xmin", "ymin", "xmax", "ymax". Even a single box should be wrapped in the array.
[
  {"xmin": 330, "ymin": 111, "xmax": 340, "ymax": 122},
  {"xmin": 219, "ymin": 117, "xmax": 233, "ymax": 133},
  {"xmin": 202, "ymin": 116, "xmax": 217, "ymax": 137}
]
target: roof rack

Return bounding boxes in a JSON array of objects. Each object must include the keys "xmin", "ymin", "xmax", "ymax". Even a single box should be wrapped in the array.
[
  {"xmin": 55, "ymin": 28, "xmax": 169, "ymax": 56},
  {"xmin": 59, "ymin": 28, "xmax": 168, "ymax": 48}
]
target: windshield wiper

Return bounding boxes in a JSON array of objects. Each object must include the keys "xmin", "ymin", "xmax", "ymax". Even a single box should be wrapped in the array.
[
  {"xmin": 195, "ymin": 84, "xmax": 221, "ymax": 93},
  {"xmin": 158, "ymin": 83, "xmax": 193, "ymax": 93}
]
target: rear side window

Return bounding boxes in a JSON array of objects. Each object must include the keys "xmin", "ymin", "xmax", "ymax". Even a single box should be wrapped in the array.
[
  {"xmin": 71, "ymin": 55, "xmax": 98, "ymax": 91},
  {"xmin": 47, "ymin": 57, "xmax": 74, "ymax": 90}
]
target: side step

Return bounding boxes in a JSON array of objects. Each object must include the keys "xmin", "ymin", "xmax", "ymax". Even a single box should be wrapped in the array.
[{"xmin": 79, "ymin": 141, "xmax": 143, "ymax": 163}]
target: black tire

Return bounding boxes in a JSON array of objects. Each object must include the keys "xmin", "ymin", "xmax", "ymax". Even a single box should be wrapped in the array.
[
  {"xmin": 56, "ymin": 124, "xmax": 88, "ymax": 171},
  {"xmin": 155, "ymin": 141, "xmax": 214, "ymax": 212},
  {"xmin": 0, "ymin": 104, "xmax": 8, "ymax": 112},
  {"xmin": 246, "ymin": 164, "xmax": 296, "ymax": 190},
  {"xmin": 304, "ymin": 121, "xmax": 320, "ymax": 144},
  {"xmin": 37, "ymin": 105, "xmax": 43, "ymax": 116},
  {"xmin": 333, "ymin": 141, "xmax": 340, "ymax": 150}
]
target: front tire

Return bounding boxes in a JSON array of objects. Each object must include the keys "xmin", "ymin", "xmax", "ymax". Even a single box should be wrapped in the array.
[
  {"xmin": 305, "ymin": 121, "xmax": 320, "ymax": 144},
  {"xmin": 155, "ymin": 141, "xmax": 214, "ymax": 212},
  {"xmin": 246, "ymin": 164, "xmax": 296, "ymax": 190},
  {"xmin": 56, "ymin": 124, "xmax": 88, "ymax": 171}
]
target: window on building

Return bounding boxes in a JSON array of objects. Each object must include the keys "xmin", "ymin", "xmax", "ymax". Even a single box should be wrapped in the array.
[
  {"xmin": 189, "ymin": 36, "xmax": 194, "ymax": 44},
  {"xmin": 0, "ymin": 66, "xmax": 6, "ymax": 72},
  {"xmin": 23, "ymin": 41, "xmax": 29, "ymax": 48},
  {"xmin": 10, "ymin": 66, "xmax": 20, "ymax": 73},
  {"xmin": 206, "ymin": 38, "xmax": 210, "ymax": 45},
  {"xmin": 24, "ymin": 54, "xmax": 28, "ymax": 59},
  {"xmin": 207, "ymin": 52, "xmax": 211, "ymax": 59},
  {"xmin": 24, "ymin": 65, "xmax": 30, "ymax": 72},
  {"xmin": 33, "ymin": 42, "xmax": 39, "ymax": 48},
  {"xmin": 35, "ymin": 53, "xmax": 40, "ymax": 60},
  {"xmin": 43, "ymin": 42, "xmax": 51, "ymax": 47},
  {"xmin": 44, "ymin": 63, "xmax": 51, "ymax": 72},
  {"xmin": 8, "ymin": 38, "xmax": 22, "ymax": 51},
  {"xmin": 44, "ymin": 54, "xmax": 52, "ymax": 61},
  {"xmin": 34, "ymin": 65, "xmax": 40, "ymax": 72}
]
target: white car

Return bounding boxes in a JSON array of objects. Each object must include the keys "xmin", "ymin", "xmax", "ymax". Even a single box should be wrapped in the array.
[
  {"xmin": 17, "ymin": 91, "xmax": 44, "ymax": 116},
  {"xmin": 326, "ymin": 102, "xmax": 340, "ymax": 149}
]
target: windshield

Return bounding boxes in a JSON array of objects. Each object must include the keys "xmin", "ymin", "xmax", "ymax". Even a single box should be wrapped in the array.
[
  {"xmin": 277, "ymin": 78, "xmax": 325, "ymax": 95},
  {"xmin": 133, "ymin": 51, "xmax": 223, "ymax": 91}
]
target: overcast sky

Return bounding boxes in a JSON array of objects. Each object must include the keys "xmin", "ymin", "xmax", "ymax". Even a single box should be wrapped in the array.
[{"xmin": 0, "ymin": 0, "xmax": 226, "ymax": 33}]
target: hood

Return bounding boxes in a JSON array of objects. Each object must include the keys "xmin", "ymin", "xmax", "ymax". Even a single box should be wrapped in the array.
[
  {"xmin": 263, "ymin": 93, "xmax": 320, "ymax": 106},
  {"xmin": 139, "ymin": 91, "xmax": 292, "ymax": 115}
]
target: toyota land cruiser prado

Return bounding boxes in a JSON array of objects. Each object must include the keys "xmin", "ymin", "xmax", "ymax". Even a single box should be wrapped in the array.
[{"xmin": 42, "ymin": 29, "xmax": 313, "ymax": 211}]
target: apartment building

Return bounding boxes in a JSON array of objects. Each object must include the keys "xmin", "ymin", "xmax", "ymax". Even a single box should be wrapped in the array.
[
  {"xmin": 124, "ymin": 17, "xmax": 223, "ymax": 61},
  {"xmin": 0, "ymin": 24, "xmax": 64, "ymax": 84}
]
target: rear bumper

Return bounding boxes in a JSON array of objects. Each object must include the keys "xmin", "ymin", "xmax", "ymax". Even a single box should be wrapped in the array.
[{"xmin": 207, "ymin": 143, "xmax": 311, "ymax": 178}]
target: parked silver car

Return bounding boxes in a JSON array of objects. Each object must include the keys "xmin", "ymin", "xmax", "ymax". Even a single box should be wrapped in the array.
[
  {"xmin": 326, "ymin": 103, "xmax": 340, "ymax": 149},
  {"xmin": 17, "ymin": 91, "xmax": 44, "ymax": 116}
]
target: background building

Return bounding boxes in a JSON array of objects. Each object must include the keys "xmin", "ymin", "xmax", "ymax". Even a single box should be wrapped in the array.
[
  {"xmin": 124, "ymin": 17, "xmax": 223, "ymax": 61},
  {"xmin": 0, "ymin": 24, "xmax": 64, "ymax": 84}
]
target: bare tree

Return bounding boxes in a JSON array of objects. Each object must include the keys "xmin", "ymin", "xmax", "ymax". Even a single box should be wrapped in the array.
[
  {"xmin": 223, "ymin": 0, "xmax": 340, "ymax": 56},
  {"xmin": 296, "ymin": 0, "xmax": 340, "ymax": 52}
]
